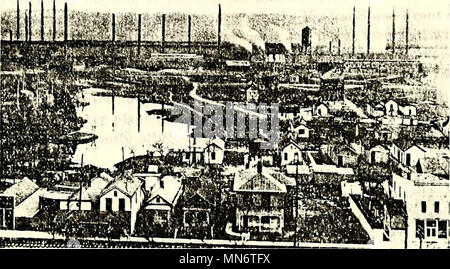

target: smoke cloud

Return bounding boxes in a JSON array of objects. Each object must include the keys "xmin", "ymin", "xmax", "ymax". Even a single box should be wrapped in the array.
[
  {"xmin": 268, "ymin": 24, "xmax": 292, "ymax": 52},
  {"xmin": 234, "ymin": 16, "xmax": 265, "ymax": 51},
  {"xmin": 222, "ymin": 29, "xmax": 253, "ymax": 53}
]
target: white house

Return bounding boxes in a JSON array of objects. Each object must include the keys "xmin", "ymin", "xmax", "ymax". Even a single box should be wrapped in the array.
[
  {"xmin": 0, "ymin": 178, "xmax": 45, "ymax": 229},
  {"xmin": 391, "ymin": 142, "xmax": 449, "ymax": 168},
  {"xmin": 366, "ymin": 102, "xmax": 385, "ymax": 118},
  {"xmin": 204, "ymin": 139, "xmax": 225, "ymax": 165},
  {"xmin": 144, "ymin": 176, "xmax": 183, "ymax": 224},
  {"xmin": 182, "ymin": 137, "xmax": 225, "ymax": 165},
  {"xmin": 365, "ymin": 144, "xmax": 390, "ymax": 164},
  {"xmin": 292, "ymin": 123, "xmax": 310, "ymax": 139},
  {"xmin": 385, "ymin": 100, "xmax": 399, "ymax": 117},
  {"xmin": 314, "ymin": 103, "xmax": 329, "ymax": 117},
  {"xmin": 281, "ymin": 141, "xmax": 304, "ymax": 166},
  {"xmin": 99, "ymin": 174, "xmax": 145, "ymax": 213},
  {"xmin": 391, "ymin": 173, "xmax": 450, "ymax": 249}
]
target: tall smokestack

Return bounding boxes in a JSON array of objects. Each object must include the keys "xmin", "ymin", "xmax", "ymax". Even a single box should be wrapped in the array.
[
  {"xmin": 25, "ymin": 12, "xmax": 28, "ymax": 41},
  {"xmin": 112, "ymin": 13, "xmax": 116, "ymax": 42},
  {"xmin": 392, "ymin": 9, "xmax": 395, "ymax": 55},
  {"xmin": 64, "ymin": 2, "xmax": 68, "ymax": 42},
  {"xmin": 138, "ymin": 14, "xmax": 142, "ymax": 56},
  {"xmin": 53, "ymin": 0, "xmax": 56, "ymax": 41},
  {"xmin": 41, "ymin": 0, "xmax": 44, "ymax": 41},
  {"xmin": 29, "ymin": 1, "xmax": 32, "ymax": 41},
  {"xmin": 188, "ymin": 15, "xmax": 191, "ymax": 54},
  {"xmin": 16, "ymin": 0, "xmax": 20, "ymax": 40},
  {"xmin": 352, "ymin": 6, "xmax": 355, "ymax": 55},
  {"xmin": 367, "ymin": 6, "xmax": 370, "ymax": 55},
  {"xmin": 405, "ymin": 9, "xmax": 409, "ymax": 55},
  {"xmin": 161, "ymin": 14, "xmax": 166, "ymax": 53},
  {"xmin": 218, "ymin": 4, "xmax": 221, "ymax": 55}
]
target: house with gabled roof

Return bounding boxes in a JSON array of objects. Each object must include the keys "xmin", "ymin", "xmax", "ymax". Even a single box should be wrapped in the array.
[
  {"xmin": 144, "ymin": 175, "xmax": 183, "ymax": 224},
  {"xmin": 281, "ymin": 141, "xmax": 304, "ymax": 166},
  {"xmin": 181, "ymin": 175, "xmax": 218, "ymax": 229},
  {"xmin": 233, "ymin": 163, "xmax": 293, "ymax": 234},
  {"xmin": 361, "ymin": 140, "xmax": 390, "ymax": 164},
  {"xmin": 0, "ymin": 177, "xmax": 45, "ymax": 229},
  {"xmin": 99, "ymin": 173, "xmax": 144, "ymax": 214}
]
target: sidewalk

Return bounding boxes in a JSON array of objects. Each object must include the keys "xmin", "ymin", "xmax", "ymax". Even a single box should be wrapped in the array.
[{"xmin": 0, "ymin": 229, "xmax": 375, "ymax": 249}]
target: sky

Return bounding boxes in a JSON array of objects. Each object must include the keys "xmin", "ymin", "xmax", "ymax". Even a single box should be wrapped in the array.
[
  {"xmin": 1, "ymin": 0, "xmax": 449, "ymax": 52},
  {"xmin": 1, "ymin": 0, "xmax": 448, "ymax": 16}
]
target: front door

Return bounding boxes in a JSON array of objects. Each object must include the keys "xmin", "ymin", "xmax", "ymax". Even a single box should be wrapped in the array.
[
  {"xmin": 119, "ymin": 198, "xmax": 126, "ymax": 211},
  {"xmin": 106, "ymin": 198, "xmax": 112, "ymax": 212},
  {"xmin": 406, "ymin": 153, "xmax": 411, "ymax": 166}
]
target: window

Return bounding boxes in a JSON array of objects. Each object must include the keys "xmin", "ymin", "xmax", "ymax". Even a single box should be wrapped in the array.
[
  {"xmin": 421, "ymin": 201, "xmax": 426, "ymax": 213},
  {"xmin": 298, "ymin": 129, "xmax": 305, "ymax": 135},
  {"xmin": 448, "ymin": 202, "xmax": 450, "ymax": 215},
  {"xmin": 434, "ymin": 202, "xmax": 440, "ymax": 213},
  {"xmin": 284, "ymin": 152, "xmax": 288, "ymax": 160},
  {"xmin": 438, "ymin": 220, "xmax": 447, "ymax": 239},
  {"xmin": 211, "ymin": 152, "xmax": 216, "ymax": 160},
  {"xmin": 114, "ymin": 191, "xmax": 117, "ymax": 197},
  {"xmin": 261, "ymin": 216, "xmax": 270, "ymax": 224},
  {"xmin": 185, "ymin": 152, "xmax": 190, "ymax": 159},
  {"xmin": 294, "ymin": 153, "xmax": 299, "ymax": 162}
]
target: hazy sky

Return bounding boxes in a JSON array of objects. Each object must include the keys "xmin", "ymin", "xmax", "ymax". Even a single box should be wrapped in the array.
[
  {"xmin": 1, "ymin": 0, "xmax": 448, "ymax": 52},
  {"xmin": 1, "ymin": 0, "xmax": 448, "ymax": 15}
]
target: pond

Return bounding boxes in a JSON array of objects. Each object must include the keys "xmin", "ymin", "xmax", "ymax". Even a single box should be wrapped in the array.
[{"xmin": 71, "ymin": 88, "xmax": 190, "ymax": 169}]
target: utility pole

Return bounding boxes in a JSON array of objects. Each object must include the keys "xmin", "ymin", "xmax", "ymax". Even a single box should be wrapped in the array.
[
  {"xmin": 294, "ymin": 162, "xmax": 299, "ymax": 247},
  {"xmin": 392, "ymin": 9, "xmax": 396, "ymax": 55},
  {"xmin": 405, "ymin": 10, "xmax": 409, "ymax": 55},
  {"xmin": 79, "ymin": 154, "xmax": 84, "ymax": 211}
]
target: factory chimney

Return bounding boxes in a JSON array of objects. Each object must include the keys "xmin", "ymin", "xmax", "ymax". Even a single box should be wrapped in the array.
[
  {"xmin": 367, "ymin": 6, "xmax": 370, "ymax": 55},
  {"xmin": 16, "ymin": 0, "xmax": 20, "ymax": 40},
  {"xmin": 29, "ymin": 1, "xmax": 32, "ymax": 41},
  {"xmin": 25, "ymin": 12, "xmax": 28, "ymax": 41},
  {"xmin": 112, "ymin": 13, "xmax": 116, "ymax": 42},
  {"xmin": 137, "ymin": 14, "xmax": 142, "ymax": 56},
  {"xmin": 64, "ymin": 2, "xmax": 68, "ymax": 42},
  {"xmin": 41, "ymin": 0, "xmax": 44, "ymax": 41},
  {"xmin": 188, "ymin": 15, "xmax": 191, "ymax": 54},
  {"xmin": 352, "ymin": 6, "xmax": 355, "ymax": 55},
  {"xmin": 392, "ymin": 9, "xmax": 395, "ymax": 55},
  {"xmin": 161, "ymin": 14, "xmax": 166, "ymax": 53},
  {"xmin": 405, "ymin": 10, "xmax": 409, "ymax": 55},
  {"xmin": 218, "ymin": 4, "xmax": 221, "ymax": 55},
  {"xmin": 53, "ymin": 0, "xmax": 56, "ymax": 41}
]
